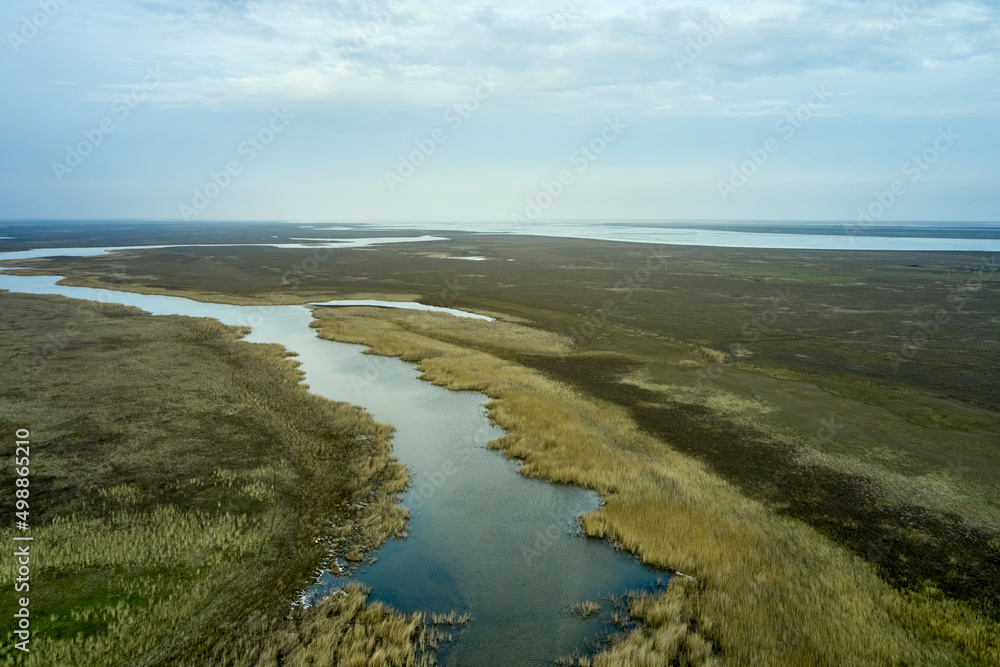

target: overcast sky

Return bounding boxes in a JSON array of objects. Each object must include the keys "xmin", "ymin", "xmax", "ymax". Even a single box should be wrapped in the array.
[{"xmin": 1, "ymin": 0, "xmax": 997, "ymax": 223}]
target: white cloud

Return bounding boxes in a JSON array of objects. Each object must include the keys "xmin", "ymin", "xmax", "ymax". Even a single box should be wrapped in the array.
[{"xmin": 30, "ymin": 0, "xmax": 995, "ymax": 118}]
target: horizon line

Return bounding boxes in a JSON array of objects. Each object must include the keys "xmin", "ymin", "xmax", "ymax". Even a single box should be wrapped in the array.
[{"xmin": 2, "ymin": 218, "xmax": 999, "ymax": 226}]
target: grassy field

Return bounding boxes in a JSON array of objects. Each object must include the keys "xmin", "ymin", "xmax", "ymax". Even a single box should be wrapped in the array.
[
  {"xmin": 309, "ymin": 305, "xmax": 996, "ymax": 665},
  {"xmin": 0, "ymin": 291, "xmax": 464, "ymax": 667},
  {"xmin": 3, "ymin": 227, "xmax": 999, "ymax": 664}
]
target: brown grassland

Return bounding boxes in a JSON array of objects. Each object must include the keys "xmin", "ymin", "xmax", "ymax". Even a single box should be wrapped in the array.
[
  {"xmin": 0, "ymin": 291, "xmax": 463, "ymax": 667},
  {"xmin": 310, "ymin": 304, "xmax": 997, "ymax": 666}
]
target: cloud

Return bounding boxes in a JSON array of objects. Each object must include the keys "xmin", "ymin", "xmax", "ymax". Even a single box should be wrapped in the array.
[
  {"xmin": 2, "ymin": 0, "xmax": 996, "ymax": 223},
  {"xmin": 22, "ymin": 0, "xmax": 993, "ymax": 118}
]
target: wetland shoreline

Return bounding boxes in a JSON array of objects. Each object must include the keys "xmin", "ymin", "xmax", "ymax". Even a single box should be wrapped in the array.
[
  {"xmin": 2, "ymin": 226, "xmax": 999, "ymax": 665},
  {"xmin": 0, "ymin": 274, "xmax": 665, "ymax": 666},
  {"xmin": 0, "ymin": 291, "xmax": 436, "ymax": 666}
]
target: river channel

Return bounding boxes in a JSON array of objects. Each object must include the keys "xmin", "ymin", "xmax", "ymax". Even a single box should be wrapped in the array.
[{"xmin": 0, "ymin": 244, "xmax": 663, "ymax": 666}]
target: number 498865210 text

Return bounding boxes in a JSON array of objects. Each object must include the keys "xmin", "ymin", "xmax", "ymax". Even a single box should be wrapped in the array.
[{"xmin": 12, "ymin": 427, "xmax": 32, "ymax": 654}]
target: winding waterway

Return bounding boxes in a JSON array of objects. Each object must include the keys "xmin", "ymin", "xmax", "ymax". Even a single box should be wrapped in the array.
[{"xmin": 0, "ymin": 247, "xmax": 663, "ymax": 666}]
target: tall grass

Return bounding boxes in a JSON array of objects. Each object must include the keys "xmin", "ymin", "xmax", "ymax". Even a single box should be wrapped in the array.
[
  {"xmin": 0, "ymin": 292, "xmax": 428, "ymax": 666},
  {"xmin": 312, "ymin": 305, "xmax": 1000, "ymax": 666}
]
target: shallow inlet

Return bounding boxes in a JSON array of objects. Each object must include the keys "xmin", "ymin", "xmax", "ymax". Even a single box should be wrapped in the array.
[
  {"xmin": 311, "ymin": 298, "xmax": 495, "ymax": 320},
  {"xmin": 0, "ymin": 235, "xmax": 446, "ymax": 260},
  {"xmin": 0, "ymin": 264, "xmax": 663, "ymax": 666}
]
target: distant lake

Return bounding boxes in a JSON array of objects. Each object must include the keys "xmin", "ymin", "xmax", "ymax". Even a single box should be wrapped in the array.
[{"xmin": 319, "ymin": 220, "xmax": 1000, "ymax": 252}]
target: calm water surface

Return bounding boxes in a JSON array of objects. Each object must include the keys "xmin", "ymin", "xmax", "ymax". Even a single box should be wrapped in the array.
[
  {"xmin": 323, "ymin": 220, "xmax": 1000, "ymax": 252},
  {"xmin": 0, "ymin": 263, "xmax": 662, "ymax": 666}
]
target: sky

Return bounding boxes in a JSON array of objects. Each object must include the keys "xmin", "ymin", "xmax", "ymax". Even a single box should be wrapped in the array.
[{"xmin": 1, "ymin": 0, "xmax": 998, "ymax": 224}]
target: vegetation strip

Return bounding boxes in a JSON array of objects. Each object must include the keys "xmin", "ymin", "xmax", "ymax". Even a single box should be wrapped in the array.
[
  {"xmin": 311, "ymin": 306, "xmax": 998, "ymax": 665},
  {"xmin": 0, "ymin": 291, "xmax": 463, "ymax": 666}
]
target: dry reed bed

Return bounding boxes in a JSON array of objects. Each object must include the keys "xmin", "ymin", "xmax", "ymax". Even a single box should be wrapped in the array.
[
  {"xmin": 0, "ymin": 292, "xmax": 441, "ymax": 666},
  {"xmin": 312, "ymin": 306, "xmax": 999, "ymax": 666}
]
